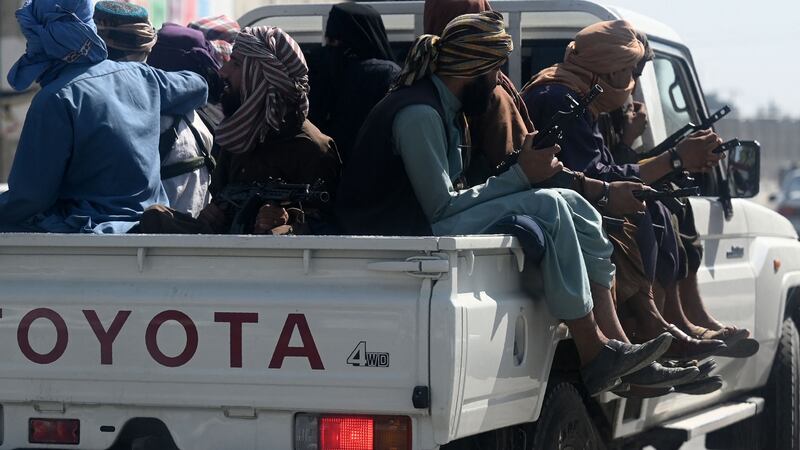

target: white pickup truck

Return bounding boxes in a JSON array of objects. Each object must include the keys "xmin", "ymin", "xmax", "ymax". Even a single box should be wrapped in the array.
[{"xmin": 0, "ymin": 2, "xmax": 796, "ymax": 449}]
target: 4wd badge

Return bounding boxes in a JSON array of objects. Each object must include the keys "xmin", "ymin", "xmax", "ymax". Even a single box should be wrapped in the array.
[{"xmin": 347, "ymin": 341, "xmax": 390, "ymax": 367}]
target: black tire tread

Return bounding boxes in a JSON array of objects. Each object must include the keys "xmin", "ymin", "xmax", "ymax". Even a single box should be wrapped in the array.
[
  {"xmin": 531, "ymin": 382, "xmax": 604, "ymax": 450},
  {"xmin": 766, "ymin": 318, "xmax": 800, "ymax": 449}
]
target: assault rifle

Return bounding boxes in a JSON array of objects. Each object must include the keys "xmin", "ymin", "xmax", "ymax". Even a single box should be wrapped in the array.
[
  {"xmin": 216, "ymin": 179, "xmax": 330, "ymax": 234},
  {"xmin": 639, "ymin": 105, "xmax": 731, "ymax": 160},
  {"xmin": 632, "ymin": 186, "xmax": 700, "ymax": 214},
  {"xmin": 495, "ymin": 84, "xmax": 604, "ymax": 174},
  {"xmin": 713, "ymin": 138, "xmax": 740, "ymax": 155},
  {"xmin": 632, "ymin": 186, "xmax": 700, "ymax": 202}
]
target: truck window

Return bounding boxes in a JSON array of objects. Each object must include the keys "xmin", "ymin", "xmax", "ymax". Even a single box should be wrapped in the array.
[
  {"xmin": 651, "ymin": 55, "xmax": 699, "ymax": 136},
  {"xmin": 651, "ymin": 52, "xmax": 722, "ymax": 196}
]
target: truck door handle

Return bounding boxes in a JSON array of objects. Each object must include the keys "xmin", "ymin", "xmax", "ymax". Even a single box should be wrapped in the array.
[{"xmin": 726, "ymin": 246, "xmax": 744, "ymax": 259}]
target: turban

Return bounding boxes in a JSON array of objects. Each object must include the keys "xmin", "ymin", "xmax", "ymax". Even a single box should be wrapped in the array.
[
  {"xmin": 93, "ymin": 1, "xmax": 157, "ymax": 62},
  {"xmin": 395, "ymin": 11, "xmax": 512, "ymax": 89},
  {"xmin": 423, "ymin": 0, "xmax": 492, "ymax": 36},
  {"xmin": 7, "ymin": 0, "xmax": 108, "ymax": 91},
  {"xmin": 216, "ymin": 27, "xmax": 309, "ymax": 154},
  {"xmin": 148, "ymin": 23, "xmax": 220, "ymax": 75},
  {"xmin": 189, "ymin": 15, "xmax": 241, "ymax": 65},
  {"xmin": 522, "ymin": 20, "xmax": 645, "ymax": 116}
]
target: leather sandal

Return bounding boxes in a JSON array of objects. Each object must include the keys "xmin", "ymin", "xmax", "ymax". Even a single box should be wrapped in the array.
[
  {"xmin": 674, "ymin": 375, "xmax": 723, "ymax": 395},
  {"xmin": 716, "ymin": 338, "xmax": 760, "ymax": 358},
  {"xmin": 613, "ymin": 384, "xmax": 674, "ymax": 399},
  {"xmin": 621, "ymin": 361, "xmax": 700, "ymax": 388},
  {"xmin": 662, "ymin": 324, "xmax": 726, "ymax": 361},
  {"xmin": 694, "ymin": 326, "xmax": 750, "ymax": 346}
]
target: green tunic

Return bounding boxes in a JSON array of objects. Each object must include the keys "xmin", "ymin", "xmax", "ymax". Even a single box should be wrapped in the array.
[{"xmin": 392, "ymin": 75, "xmax": 615, "ymax": 320}]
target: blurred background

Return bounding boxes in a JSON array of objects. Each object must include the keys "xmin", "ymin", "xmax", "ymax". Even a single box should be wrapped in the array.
[{"xmin": 1, "ymin": 0, "xmax": 798, "ymax": 211}]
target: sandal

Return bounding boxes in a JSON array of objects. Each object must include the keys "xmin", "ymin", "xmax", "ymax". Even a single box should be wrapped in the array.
[
  {"xmin": 694, "ymin": 326, "xmax": 750, "ymax": 346},
  {"xmin": 662, "ymin": 324, "xmax": 726, "ymax": 361},
  {"xmin": 674, "ymin": 375, "xmax": 723, "ymax": 395},
  {"xmin": 716, "ymin": 338, "xmax": 760, "ymax": 358}
]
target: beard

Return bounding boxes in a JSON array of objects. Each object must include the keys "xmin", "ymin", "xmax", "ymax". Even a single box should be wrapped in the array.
[
  {"xmin": 461, "ymin": 74, "xmax": 497, "ymax": 116},
  {"xmin": 220, "ymin": 81, "xmax": 243, "ymax": 118}
]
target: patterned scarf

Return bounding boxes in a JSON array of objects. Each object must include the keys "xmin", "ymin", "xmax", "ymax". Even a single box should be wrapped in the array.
[
  {"xmin": 215, "ymin": 27, "xmax": 309, "ymax": 155},
  {"xmin": 394, "ymin": 11, "xmax": 512, "ymax": 89},
  {"xmin": 189, "ymin": 15, "xmax": 240, "ymax": 65}
]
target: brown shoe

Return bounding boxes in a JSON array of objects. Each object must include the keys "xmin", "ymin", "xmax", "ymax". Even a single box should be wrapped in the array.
[{"xmin": 662, "ymin": 324, "xmax": 727, "ymax": 361}]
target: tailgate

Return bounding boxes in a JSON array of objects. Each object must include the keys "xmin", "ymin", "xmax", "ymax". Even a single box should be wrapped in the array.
[{"xmin": 0, "ymin": 235, "xmax": 434, "ymax": 415}]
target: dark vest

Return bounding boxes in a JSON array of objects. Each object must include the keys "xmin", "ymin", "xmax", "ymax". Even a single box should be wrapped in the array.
[{"xmin": 336, "ymin": 78, "xmax": 449, "ymax": 236}]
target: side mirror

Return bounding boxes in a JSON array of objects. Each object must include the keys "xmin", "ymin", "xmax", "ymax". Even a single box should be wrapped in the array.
[{"xmin": 727, "ymin": 140, "xmax": 760, "ymax": 198}]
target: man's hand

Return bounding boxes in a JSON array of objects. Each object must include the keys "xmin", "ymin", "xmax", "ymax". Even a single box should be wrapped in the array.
[
  {"xmin": 517, "ymin": 132, "xmax": 564, "ymax": 184},
  {"xmin": 198, "ymin": 203, "xmax": 227, "ymax": 231},
  {"xmin": 254, "ymin": 204, "xmax": 289, "ymax": 234},
  {"xmin": 676, "ymin": 129, "xmax": 724, "ymax": 172},
  {"xmin": 605, "ymin": 181, "xmax": 648, "ymax": 217},
  {"xmin": 621, "ymin": 101, "xmax": 648, "ymax": 147}
]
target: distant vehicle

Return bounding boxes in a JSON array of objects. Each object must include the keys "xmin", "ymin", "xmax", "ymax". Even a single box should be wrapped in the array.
[{"xmin": 772, "ymin": 169, "xmax": 800, "ymax": 232}]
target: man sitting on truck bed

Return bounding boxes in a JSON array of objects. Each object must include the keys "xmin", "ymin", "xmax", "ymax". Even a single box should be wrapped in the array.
[
  {"xmin": 94, "ymin": 2, "xmax": 216, "ymax": 219},
  {"xmin": 140, "ymin": 26, "xmax": 341, "ymax": 235},
  {"xmin": 421, "ymin": 0, "xmax": 704, "ymax": 395},
  {"xmin": 521, "ymin": 21, "xmax": 753, "ymax": 364},
  {"xmin": 0, "ymin": 0, "xmax": 208, "ymax": 234},
  {"xmin": 336, "ymin": 11, "xmax": 681, "ymax": 395}
]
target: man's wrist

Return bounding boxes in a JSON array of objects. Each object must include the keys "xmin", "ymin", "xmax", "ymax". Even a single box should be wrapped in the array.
[
  {"xmin": 668, "ymin": 147, "xmax": 684, "ymax": 172},
  {"xmin": 597, "ymin": 181, "xmax": 611, "ymax": 208}
]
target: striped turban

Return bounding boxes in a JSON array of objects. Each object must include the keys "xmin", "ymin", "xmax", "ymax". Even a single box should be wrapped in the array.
[
  {"xmin": 395, "ymin": 11, "xmax": 511, "ymax": 89},
  {"xmin": 216, "ymin": 26, "xmax": 309, "ymax": 155}
]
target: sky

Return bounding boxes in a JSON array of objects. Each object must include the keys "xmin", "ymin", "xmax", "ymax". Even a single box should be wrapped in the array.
[{"xmin": 604, "ymin": 0, "xmax": 798, "ymax": 119}]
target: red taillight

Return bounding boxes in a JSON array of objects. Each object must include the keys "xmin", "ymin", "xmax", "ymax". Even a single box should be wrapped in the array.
[
  {"xmin": 29, "ymin": 418, "xmax": 80, "ymax": 445},
  {"xmin": 297, "ymin": 414, "xmax": 411, "ymax": 450},
  {"xmin": 779, "ymin": 206, "xmax": 797, "ymax": 217},
  {"xmin": 320, "ymin": 416, "xmax": 374, "ymax": 450}
]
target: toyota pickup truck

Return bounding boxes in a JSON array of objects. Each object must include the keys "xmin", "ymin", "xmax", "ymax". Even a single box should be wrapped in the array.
[{"xmin": 0, "ymin": 2, "xmax": 796, "ymax": 449}]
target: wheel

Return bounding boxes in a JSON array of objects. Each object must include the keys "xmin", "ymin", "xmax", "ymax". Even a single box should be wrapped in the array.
[
  {"xmin": 763, "ymin": 317, "xmax": 800, "ymax": 449},
  {"xmin": 530, "ymin": 382, "xmax": 604, "ymax": 450}
]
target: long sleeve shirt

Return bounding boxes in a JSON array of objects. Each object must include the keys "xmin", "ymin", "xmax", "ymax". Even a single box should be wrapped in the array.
[
  {"xmin": 392, "ymin": 75, "xmax": 531, "ymax": 235},
  {"xmin": 0, "ymin": 60, "xmax": 207, "ymax": 233},
  {"xmin": 523, "ymin": 83, "xmax": 641, "ymax": 183}
]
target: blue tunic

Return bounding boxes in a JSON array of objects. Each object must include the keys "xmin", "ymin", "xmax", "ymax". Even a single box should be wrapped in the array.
[{"xmin": 0, "ymin": 59, "xmax": 208, "ymax": 233}]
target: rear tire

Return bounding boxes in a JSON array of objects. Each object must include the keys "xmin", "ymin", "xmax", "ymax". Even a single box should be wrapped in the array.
[
  {"xmin": 763, "ymin": 317, "xmax": 800, "ymax": 449},
  {"xmin": 530, "ymin": 382, "xmax": 604, "ymax": 450}
]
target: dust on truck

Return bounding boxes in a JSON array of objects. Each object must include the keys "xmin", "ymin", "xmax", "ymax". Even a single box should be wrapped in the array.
[{"xmin": 0, "ymin": 1, "xmax": 798, "ymax": 449}]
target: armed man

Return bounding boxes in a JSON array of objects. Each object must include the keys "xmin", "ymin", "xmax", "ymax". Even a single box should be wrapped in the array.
[{"xmin": 141, "ymin": 26, "xmax": 341, "ymax": 235}]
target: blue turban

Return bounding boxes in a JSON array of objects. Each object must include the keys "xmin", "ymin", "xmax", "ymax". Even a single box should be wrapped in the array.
[{"xmin": 7, "ymin": 0, "xmax": 108, "ymax": 91}]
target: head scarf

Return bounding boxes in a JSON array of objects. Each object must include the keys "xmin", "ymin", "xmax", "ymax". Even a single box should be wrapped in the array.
[
  {"xmin": 7, "ymin": 0, "xmax": 108, "ymax": 91},
  {"xmin": 189, "ymin": 15, "xmax": 240, "ymax": 65},
  {"xmin": 325, "ymin": 3, "xmax": 395, "ymax": 62},
  {"xmin": 148, "ymin": 23, "xmax": 220, "ymax": 75},
  {"xmin": 395, "ymin": 11, "xmax": 512, "ymax": 89},
  {"xmin": 93, "ymin": 1, "xmax": 156, "ymax": 62},
  {"xmin": 522, "ymin": 20, "xmax": 645, "ymax": 117},
  {"xmin": 423, "ymin": 0, "xmax": 492, "ymax": 36},
  {"xmin": 216, "ymin": 26, "xmax": 309, "ymax": 155},
  {"xmin": 634, "ymin": 30, "xmax": 655, "ymax": 77}
]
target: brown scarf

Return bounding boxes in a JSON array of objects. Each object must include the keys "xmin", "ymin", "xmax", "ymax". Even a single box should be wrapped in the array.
[{"xmin": 522, "ymin": 20, "xmax": 644, "ymax": 118}]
